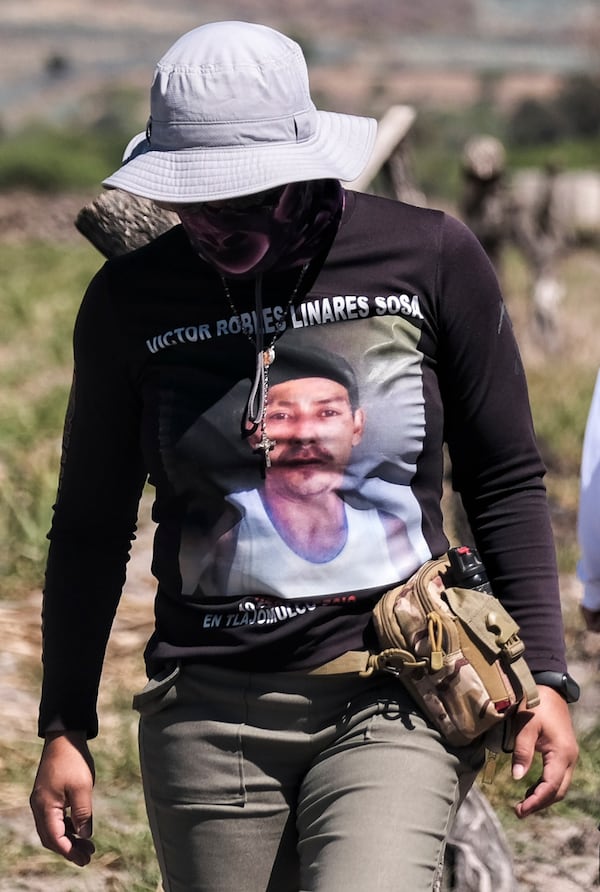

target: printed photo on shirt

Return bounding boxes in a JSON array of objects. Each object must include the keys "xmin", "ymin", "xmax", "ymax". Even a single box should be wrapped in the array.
[{"xmin": 168, "ymin": 315, "xmax": 430, "ymax": 601}]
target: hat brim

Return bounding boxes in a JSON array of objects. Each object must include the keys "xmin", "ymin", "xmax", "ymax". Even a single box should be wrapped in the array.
[{"xmin": 102, "ymin": 111, "xmax": 377, "ymax": 203}]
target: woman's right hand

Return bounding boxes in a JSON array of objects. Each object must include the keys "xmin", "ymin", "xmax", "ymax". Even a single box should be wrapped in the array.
[{"xmin": 30, "ymin": 730, "xmax": 96, "ymax": 867}]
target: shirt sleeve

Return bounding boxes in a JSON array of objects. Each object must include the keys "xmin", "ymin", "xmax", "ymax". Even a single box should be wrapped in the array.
[
  {"xmin": 577, "ymin": 369, "xmax": 600, "ymax": 610},
  {"xmin": 38, "ymin": 267, "xmax": 147, "ymax": 738},
  {"xmin": 436, "ymin": 214, "xmax": 567, "ymax": 673}
]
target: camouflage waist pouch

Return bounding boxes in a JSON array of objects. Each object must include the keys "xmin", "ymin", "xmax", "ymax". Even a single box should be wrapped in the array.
[{"xmin": 368, "ymin": 549, "xmax": 540, "ymax": 747}]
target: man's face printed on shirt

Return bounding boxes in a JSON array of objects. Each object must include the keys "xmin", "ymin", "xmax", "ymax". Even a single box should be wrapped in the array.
[{"xmin": 249, "ymin": 377, "xmax": 365, "ymax": 499}]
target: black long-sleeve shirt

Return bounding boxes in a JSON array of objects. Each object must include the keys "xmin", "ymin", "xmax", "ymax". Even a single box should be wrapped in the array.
[{"xmin": 39, "ymin": 190, "xmax": 567, "ymax": 737}]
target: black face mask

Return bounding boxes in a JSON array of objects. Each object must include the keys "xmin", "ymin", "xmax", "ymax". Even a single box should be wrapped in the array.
[{"xmin": 177, "ymin": 179, "xmax": 344, "ymax": 277}]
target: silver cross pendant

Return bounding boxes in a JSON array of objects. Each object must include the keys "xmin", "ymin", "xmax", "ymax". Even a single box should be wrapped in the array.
[{"xmin": 255, "ymin": 429, "xmax": 277, "ymax": 469}]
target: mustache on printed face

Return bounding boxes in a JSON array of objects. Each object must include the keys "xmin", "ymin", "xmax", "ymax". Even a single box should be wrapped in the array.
[{"xmin": 271, "ymin": 442, "xmax": 337, "ymax": 467}]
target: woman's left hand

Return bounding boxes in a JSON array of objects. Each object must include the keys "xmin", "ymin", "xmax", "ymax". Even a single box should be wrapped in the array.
[{"xmin": 511, "ymin": 685, "xmax": 579, "ymax": 818}]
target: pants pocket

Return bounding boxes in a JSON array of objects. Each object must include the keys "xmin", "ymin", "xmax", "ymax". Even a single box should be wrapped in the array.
[
  {"xmin": 137, "ymin": 664, "xmax": 247, "ymax": 806},
  {"xmin": 132, "ymin": 661, "xmax": 181, "ymax": 715}
]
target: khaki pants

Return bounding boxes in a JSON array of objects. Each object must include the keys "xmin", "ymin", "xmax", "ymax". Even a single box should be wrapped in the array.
[{"xmin": 134, "ymin": 661, "xmax": 484, "ymax": 892}]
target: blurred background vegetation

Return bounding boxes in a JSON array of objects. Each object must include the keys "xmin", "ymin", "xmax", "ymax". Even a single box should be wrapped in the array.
[{"xmin": 0, "ymin": 73, "xmax": 599, "ymax": 198}]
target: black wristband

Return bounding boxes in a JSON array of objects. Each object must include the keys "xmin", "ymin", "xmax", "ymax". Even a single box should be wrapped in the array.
[{"xmin": 532, "ymin": 671, "xmax": 580, "ymax": 703}]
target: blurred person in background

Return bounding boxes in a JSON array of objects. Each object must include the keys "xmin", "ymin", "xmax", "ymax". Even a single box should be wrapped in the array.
[{"xmin": 578, "ymin": 369, "xmax": 600, "ymax": 632}]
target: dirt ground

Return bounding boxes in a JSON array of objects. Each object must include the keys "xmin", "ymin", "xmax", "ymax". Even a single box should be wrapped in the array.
[{"xmin": 0, "ymin": 190, "xmax": 97, "ymax": 244}]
